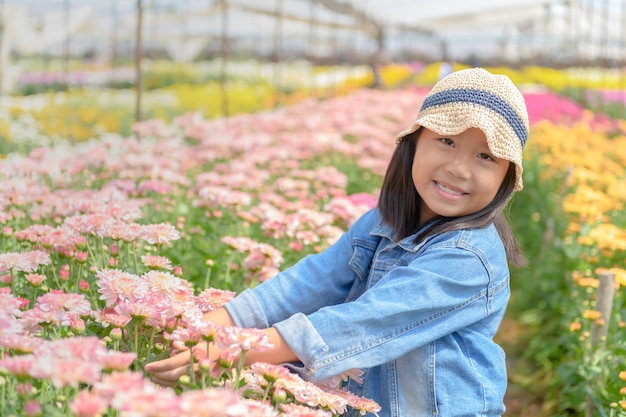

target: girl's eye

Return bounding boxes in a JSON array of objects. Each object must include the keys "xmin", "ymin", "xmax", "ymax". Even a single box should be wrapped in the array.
[
  {"xmin": 440, "ymin": 138, "xmax": 454, "ymax": 146},
  {"xmin": 478, "ymin": 153, "xmax": 494, "ymax": 161}
]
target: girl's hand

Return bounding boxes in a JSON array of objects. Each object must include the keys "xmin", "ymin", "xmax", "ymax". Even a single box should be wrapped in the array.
[
  {"xmin": 145, "ymin": 344, "xmax": 198, "ymax": 387},
  {"xmin": 146, "ymin": 307, "xmax": 234, "ymax": 387}
]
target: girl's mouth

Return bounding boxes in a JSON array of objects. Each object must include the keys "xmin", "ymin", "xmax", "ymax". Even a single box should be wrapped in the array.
[{"xmin": 435, "ymin": 181, "xmax": 467, "ymax": 196}]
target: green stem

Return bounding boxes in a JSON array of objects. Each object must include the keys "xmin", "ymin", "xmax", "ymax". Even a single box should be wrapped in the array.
[
  {"xmin": 188, "ymin": 347, "xmax": 196, "ymax": 386},
  {"xmin": 261, "ymin": 380, "xmax": 274, "ymax": 402},
  {"xmin": 232, "ymin": 350, "xmax": 247, "ymax": 390},
  {"xmin": 0, "ymin": 367, "xmax": 6, "ymax": 405},
  {"xmin": 85, "ymin": 238, "xmax": 98, "ymax": 268},
  {"xmin": 132, "ymin": 242, "xmax": 139, "ymax": 272},
  {"xmin": 134, "ymin": 323, "xmax": 140, "ymax": 356},
  {"xmin": 224, "ymin": 252, "xmax": 234, "ymax": 287},
  {"xmin": 97, "ymin": 236, "xmax": 107, "ymax": 268},
  {"xmin": 203, "ymin": 267, "xmax": 212, "ymax": 290}
]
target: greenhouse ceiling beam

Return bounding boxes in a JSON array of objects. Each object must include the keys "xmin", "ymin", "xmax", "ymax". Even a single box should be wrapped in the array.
[
  {"xmin": 312, "ymin": 0, "xmax": 382, "ymax": 38},
  {"xmin": 235, "ymin": 4, "xmax": 368, "ymax": 32}
]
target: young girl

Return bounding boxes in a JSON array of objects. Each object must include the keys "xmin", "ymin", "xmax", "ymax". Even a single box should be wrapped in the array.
[{"xmin": 146, "ymin": 67, "xmax": 530, "ymax": 417}]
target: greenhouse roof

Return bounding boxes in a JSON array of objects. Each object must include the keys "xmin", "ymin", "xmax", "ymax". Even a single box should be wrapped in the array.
[{"xmin": 1, "ymin": 0, "xmax": 625, "ymax": 63}]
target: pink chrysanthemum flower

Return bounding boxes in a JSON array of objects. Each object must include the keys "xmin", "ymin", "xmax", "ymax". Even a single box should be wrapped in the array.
[
  {"xmin": 179, "ymin": 388, "xmax": 250, "ymax": 417},
  {"xmin": 23, "ymin": 399, "xmax": 42, "ymax": 417},
  {"xmin": 170, "ymin": 326, "xmax": 203, "ymax": 348},
  {"xmin": 0, "ymin": 273, "xmax": 13, "ymax": 285},
  {"xmin": 215, "ymin": 326, "xmax": 274, "ymax": 356},
  {"xmin": 96, "ymin": 269, "xmax": 148, "ymax": 306},
  {"xmin": 249, "ymin": 362, "xmax": 292, "ymax": 383},
  {"xmin": 294, "ymin": 230, "xmax": 320, "ymax": 246},
  {"xmin": 0, "ymin": 355, "xmax": 35, "ymax": 378},
  {"xmin": 276, "ymin": 374, "xmax": 348, "ymax": 415},
  {"xmin": 110, "ymin": 385, "xmax": 182, "ymax": 416},
  {"xmin": 36, "ymin": 291, "xmax": 91, "ymax": 317},
  {"xmin": 255, "ymin": 242, "xmax": 283, "ymax": 266},
  {"xmin": 153, "ymin": 292, "xmax": 198, "ymax": 323},
  {"xmin": 221, "ymin": 236, "xmax": 255, "ymax": 252},
  {"xmin": 279, "ymin": 403, "xmax": 333, "ymax": 417},
  {"xmin": 13, "ymin": 224, "xmax": 55, "ymax": 244},
  {"xmin": 104, "ymin": 200, "xmax": 144, "ymax": 221},
  {"xmin": 241, "ymin": 399, "xmax": 280, "ymax": 417},
  {"xmin": 25, "ymin": 273, "xmax": 46, "ymax": 286},
  {"xmin": 97, "ymin": 219, "xmax": 143, "ymax": 242},
  {"xmin": 0, "ymin": 250, "xmax": 51, "ymax": 273},
  {"xmin": 195, "ymin": 288, "xmax": 236, "ymax": 313},
  {"xmin": 0, "ymin": 292, "xmax": 24, "ymax": 318},
  {"xmin": 37, "ymin": 336, "xmax": 105, "ymax": 361},
  {"xmin": 194, "ymin": 185, "xmax": 253, "ymax": 209},
  {"xmin": 69, "ymin": 390, "xmax": 110, "ymax": 417},
  {"xmin": 63, "ymin": 213, "xmax": 111, "ymax": 235},
  {"xmin": 30, "ymin": 357, "xmax": 102, "ymax": 388},
  {"xmin": 319, "ymin": 386, "xmax": 381, "ymax": 416},
  {"xmin": 137, "ymin": 179, "xmax": 173, "ymax": 195},
  {"xmin": 94, "ymin": 371, "xmax": 150, "ymax": 401},
  {"xmin": 0, "ymin": 316, "xmax": 25, "ymax": 337},
  {"xmin": 131, "ymin": 118, "xmax": 170, "ymax": 138},
  {"xmin": 94, "ymin": 307, "xmax": 132, "ymax": 328},
  {"xmin": 184, "ymin": 314, "xmax": 221, "ymax": 343},
  {"xmin": 37, "ymin": 227, "xmax": 83, "ymax": 253},
  {"xmin": 0, "ymin": 252, "xmax": 27, "ymax": 273},
  {"xmin": 139, "ymin": 223, "xmax": 181, "ymax": 246},
  {"xmin": 316, "ymin": 368, "xmax": 365, "ymax": 390},
  {"xmin": 141, "ymin": 255, "xmax": 173, "ymax": 270},
  {"xmin": 21, "ymin": 306, "xmax": 63, "ymax": 328},
  {"xmin": 0, "ymin": 334, "xmax": 45, "ymax": 354},
  {"xmin": 142, "ymin": 270, "xmax": 192, "ymax": 297},
  {"xmin": 114, "ymin": 298, "xmax": 162, "ymax": 326},
  {"xmin": 95, "ymin": 350, "xmax": 137, "ymax": 372}
]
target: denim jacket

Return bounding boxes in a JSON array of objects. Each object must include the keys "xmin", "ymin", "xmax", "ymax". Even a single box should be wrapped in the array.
[{"xmin": 224, "ymin": 208, "xmax": 510, "ymax": 417}]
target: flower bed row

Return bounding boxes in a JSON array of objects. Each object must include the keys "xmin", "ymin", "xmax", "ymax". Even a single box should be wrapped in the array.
[{"xmin": 1, "ymin": 84, "xmax": 626, "ymax": 416}]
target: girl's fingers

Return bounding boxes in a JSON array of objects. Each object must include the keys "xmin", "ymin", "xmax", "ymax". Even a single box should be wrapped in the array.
[
  {"xmin": 150, "ymin": 363, "xmax": 200, "ymax": 387},
  {"xmin": 145, "ymin": 350, "xmax": 190, "ymax": 373},
  {"xmin": 150, "ymin": 365, "xmax": 189, "ymax": 386},
  {"xmin": 172, "ymin": 340, "xmax": 187, "ymax": 350}
]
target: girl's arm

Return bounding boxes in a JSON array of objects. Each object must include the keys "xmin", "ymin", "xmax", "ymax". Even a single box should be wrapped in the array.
[
  {"xmin": 145, "ymin": 307, "xmax": 297, "ymax": 387},
  {"xmin": 225, "ymin": 209, "xmax": 381, "ymax": 329}
]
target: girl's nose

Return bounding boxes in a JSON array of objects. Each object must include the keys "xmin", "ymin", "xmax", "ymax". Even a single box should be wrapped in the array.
[{"xmin": 445, "ymin": 156, "xmax": 471, "ymax": 179}]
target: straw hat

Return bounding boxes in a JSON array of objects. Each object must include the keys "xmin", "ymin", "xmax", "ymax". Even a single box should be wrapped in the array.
[{"xmin": 397, "ymin": 68, "xmax": 529, "ymax": 190}]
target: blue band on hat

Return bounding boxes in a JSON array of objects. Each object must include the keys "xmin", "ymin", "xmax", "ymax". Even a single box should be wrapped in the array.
[{"xmin": 421, "ymin": 88, "xmax": 528, "ymax": 147}]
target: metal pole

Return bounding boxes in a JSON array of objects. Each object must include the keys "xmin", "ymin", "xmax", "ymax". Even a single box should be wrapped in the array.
[
  {"xmin": 63, "ymin": 0, "xmax": 70, "ymax": 92},
  {"xmin": 220, "ymin": 0, "xmax": 229, "ymax": 117},
  {"xmin": 308, "ymin": 0, "xmax": 317, "ymax": 97},
  {"xmin": 273, "ymin": 0, "xmax": 283, "ymax": 107},
  {"xmin": 135, "ymin": 0, "xmax": 144, "ymax": 123},
  {"xmin": 110, "ymin": 0, "xmax": 118, "ymax": 87},
  {"xmin": 0, "ymin": 0, "xmax": 5, "ymax": 96}
]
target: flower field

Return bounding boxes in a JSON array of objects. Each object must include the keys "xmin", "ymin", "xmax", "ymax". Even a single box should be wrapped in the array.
[{"xmin": 1, "ymin": 64, "xmax": 626, "ymax": 416}]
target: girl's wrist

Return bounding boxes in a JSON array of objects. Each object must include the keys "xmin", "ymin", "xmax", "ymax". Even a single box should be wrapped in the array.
[{"xmin": 202, "ymin": 307, "xmax": 236, "ymax": 326}]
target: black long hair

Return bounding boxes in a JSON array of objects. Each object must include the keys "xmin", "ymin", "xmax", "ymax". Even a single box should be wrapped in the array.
[{"xmin": 377, "ymin": 128, "xmax": 526, "ymax": 267}]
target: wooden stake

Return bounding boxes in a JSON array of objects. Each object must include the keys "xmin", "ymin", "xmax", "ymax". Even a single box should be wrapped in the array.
[{"xmin": 585, "ymin": 271, "xmax": 615, "ymax": 417}]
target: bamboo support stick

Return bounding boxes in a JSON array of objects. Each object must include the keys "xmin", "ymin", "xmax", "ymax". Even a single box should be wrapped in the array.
[
  {"xmin": 585, "ymin": 272, "xmax": 615, "ymax": 417},
  {"xmin": 589, "ymin": 272, "xmax": 615, "ymax": 350}
]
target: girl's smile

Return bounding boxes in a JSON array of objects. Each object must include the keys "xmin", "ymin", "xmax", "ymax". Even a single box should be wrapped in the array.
[
  {"xmin": 412, "ymin": 127, "xmax": 510, "ymax": 225},
  {"xmin": 433, "ymin": 180, "xmax": 467, "ymax": 198}
]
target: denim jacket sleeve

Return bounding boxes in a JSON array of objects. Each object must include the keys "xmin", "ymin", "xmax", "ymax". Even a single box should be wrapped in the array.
[{"xmin": 224, "ymin": 209, "xmax": 381, "ymax": 330}]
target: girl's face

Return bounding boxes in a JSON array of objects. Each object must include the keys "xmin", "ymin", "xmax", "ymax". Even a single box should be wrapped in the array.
[{"xmin": 412, "ymin": 127, "xmax": 510, "ymax": 226}]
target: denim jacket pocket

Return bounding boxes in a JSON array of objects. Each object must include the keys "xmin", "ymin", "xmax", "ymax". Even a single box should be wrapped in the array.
[{"xmin": 348, "ymin": 236, "xmax": 380, "ymax": 281}]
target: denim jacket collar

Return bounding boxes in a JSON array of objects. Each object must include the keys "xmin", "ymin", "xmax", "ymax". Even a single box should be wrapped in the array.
[{"xmin": 370, "ymin": 218, "xmax": 436, "ymax": 253}]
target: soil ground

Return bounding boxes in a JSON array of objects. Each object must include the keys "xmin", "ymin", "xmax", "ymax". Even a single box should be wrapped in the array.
[{"xmin": 496, "ymin": 317, "xmax": 549, "ymax": 417}]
